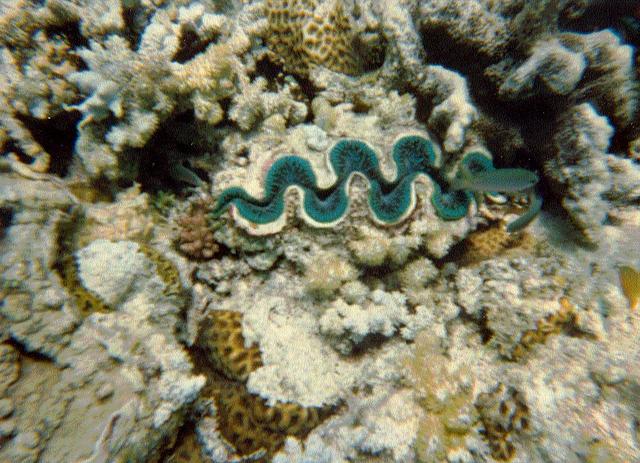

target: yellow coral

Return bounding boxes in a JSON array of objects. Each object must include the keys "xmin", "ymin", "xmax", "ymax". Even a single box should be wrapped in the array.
[
  {"xmin": 265, "ymin": 0, "xmax": 361, "ymax": 77},
  {"xmin": 619, "ymin": 265, "xmax": 639, "ymax": 310}
]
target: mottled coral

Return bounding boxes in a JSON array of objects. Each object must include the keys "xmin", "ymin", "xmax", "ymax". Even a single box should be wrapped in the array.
[
  {"xmin": 457, "ymin": 223, "xmax": 531, "ymax": 265},
  {"xmin": 510, "ymin": 297, "xmax": 579, "ymax": 360},
  {"xmin": 196, "ymin": 308, "xmax": 332, "ymax": 460},
  {"xmin": 198, "ymin": 310, "xmax": 263, "ymax": 382},
  {"xmin": 265, "ymin": 0, "xmax": 362, "ymax": 77},
  {"xmin": 476, "ymin": 383, "xmax": 531, "ymax": 461}
]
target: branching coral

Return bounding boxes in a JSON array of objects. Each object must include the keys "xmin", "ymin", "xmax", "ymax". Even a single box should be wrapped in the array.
[
  {"xmin": 212, "ymin": 134, "xmax": 540, "ymax": 235},
  {"xmin": 69, "ymin": 19, "xmax": 179, "ymax": 179},
  {"xmin": 0, "ymin": 28, "xmax": 79, "ymax": 173}
]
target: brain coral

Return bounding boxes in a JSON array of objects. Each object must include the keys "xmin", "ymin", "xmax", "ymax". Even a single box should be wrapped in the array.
[{"xmin": 265, "ymin": 0, "xmax": 361, "ymax": 77}]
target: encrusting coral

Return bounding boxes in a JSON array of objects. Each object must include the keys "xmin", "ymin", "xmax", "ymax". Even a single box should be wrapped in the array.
[{"xmin": 212, "ymin": 134, "xmax": 540, "ymax": 235}]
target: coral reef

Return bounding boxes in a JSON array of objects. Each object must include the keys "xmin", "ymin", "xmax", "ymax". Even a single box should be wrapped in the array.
[{"xmin": 1, "ymin": 1, "xmax": 639, "ymax": 463}]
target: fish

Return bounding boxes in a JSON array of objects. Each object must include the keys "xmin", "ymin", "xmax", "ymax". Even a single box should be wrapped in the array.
[
  {"xmin": 450, "ymin": 167, "xmax": 539, "ymax": 193},
  {"xmin": 619, "ymin": 265, "xmax": 639, "ymax": 310}
]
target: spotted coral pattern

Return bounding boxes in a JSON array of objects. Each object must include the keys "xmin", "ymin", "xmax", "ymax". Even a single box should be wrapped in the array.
[
  {"xmin": 198, "ymin": 310, "xmax": 263, "ymax": 382},
  {"xmin": 265, "ymin": 0, "xmax": 361, "ymax": 77},
  {"xmin": 458, "ymin": 223, "xmax": 531, "ymax": 265}
]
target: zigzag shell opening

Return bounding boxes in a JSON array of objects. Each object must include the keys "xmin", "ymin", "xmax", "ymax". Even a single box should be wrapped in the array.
[{"xmin": 212, "ymin": 135, "xmax": 534, "ymax": 235}]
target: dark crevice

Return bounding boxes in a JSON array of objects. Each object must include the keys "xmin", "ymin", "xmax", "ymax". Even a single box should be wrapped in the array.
[
  {"xmin": 44, "ymin": 20, "xmax": 89, "ymax": 52},
  {"xmin": 559, "ymin": 1, "xmax": 640, "ymax": 46},
  {"xmin": 4, "ymin": 337, "xmax": 56, "ymax": 364},
  {"xmin": 16, "ymin": 110, "xmax": 81, "ymax": 177},
  {"xmin": 0, "ymin": 207, "xmax": 14, "ymax": 241},
  {"xmin": 135, "ymin": 110, "xmax": 212, "ymax": 194},
  {"xmin": 477, "ymin": 309, "xmax": 494, "ymax": 344},
  {"xmin": 349, "ymin": 333, "xmax": 391, "ymax": 357},
  {"xmin": 173, "ymin": 27, "xmax": 217, "ymax": 64}
]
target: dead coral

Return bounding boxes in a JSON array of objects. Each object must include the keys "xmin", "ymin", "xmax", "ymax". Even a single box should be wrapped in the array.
[
  {"xmin": 265, "ymin": 0, "xmax": 362, "ymax": 77},
  {"xmin": 175, "ymin": 200, "xmax": 219, "ymax": 261}
]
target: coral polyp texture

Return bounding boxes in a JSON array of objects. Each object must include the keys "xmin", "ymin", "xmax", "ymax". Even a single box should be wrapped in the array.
[
  {"xmin": 212, "ymin": 135, "xmax": 540, "ymax": 235},
  {"xmin": 265, "ymin": 0, "xmax": 362, "ymax": 77}
]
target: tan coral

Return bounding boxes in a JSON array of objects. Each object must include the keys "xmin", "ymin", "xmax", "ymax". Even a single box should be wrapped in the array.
[
  {"xmin": 0, "ymin": 343, "xmax": 20, "ymax": 396},
  {"xmin": 77, "ymin": 187, "xmax": 156, "ymax": 247},
  {"xmin": 305, "ymin": 251, "xmax": 357, "ymax": 296},
  {"xmin": 265, "ymin": 0, "xmax": 361, "ymax": 77},
  {"xmin": 406, "ymin": 331, "xmax": 480, "ymax": 463},
  {"xmin": 174, "ymin": 40, "xmax": 249, "ymax": 125},
  {"xmin": 457, "ymin": 223, "xmax": 533, "ymax": 265}
]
